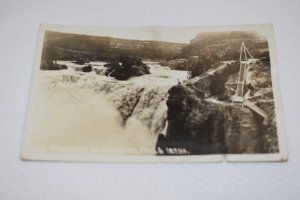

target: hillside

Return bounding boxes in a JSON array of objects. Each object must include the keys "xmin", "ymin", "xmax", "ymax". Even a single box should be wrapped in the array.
[{"xmin": 41, "ymin": 31, "xmax": 186, "ymax": 63}]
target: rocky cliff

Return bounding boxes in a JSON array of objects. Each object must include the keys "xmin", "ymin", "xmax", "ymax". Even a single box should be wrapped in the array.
[{"xmin": 157, "ymin": 61, "xmax": 279, "ymax": 155}]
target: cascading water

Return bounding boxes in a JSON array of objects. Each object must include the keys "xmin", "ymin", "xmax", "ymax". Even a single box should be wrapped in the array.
[{"xmin": 41, "ymin": 61, "xmax": 188, "ymax": 152}]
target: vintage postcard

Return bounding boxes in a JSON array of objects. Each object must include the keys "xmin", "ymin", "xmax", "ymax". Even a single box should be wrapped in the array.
[{"xmin": 22, "ymin": 24, "xmax": 288, "ymax": 162}]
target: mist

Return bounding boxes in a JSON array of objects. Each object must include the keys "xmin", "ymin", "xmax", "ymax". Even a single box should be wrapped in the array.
[{"xmin": 29, "ymin": 83, "xmax": 157, "ymax": 155}]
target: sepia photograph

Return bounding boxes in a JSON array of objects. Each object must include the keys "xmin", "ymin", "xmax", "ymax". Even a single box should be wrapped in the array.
[{"xmin": 22, "ymin": 24, "xmax": 287, "ymax": 162}]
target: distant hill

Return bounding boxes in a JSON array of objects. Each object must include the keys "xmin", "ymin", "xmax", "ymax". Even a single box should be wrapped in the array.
[
  {"xmin": 41, "ymin": 31, "xmax": 186, "ymax": 62},
  {"xmin": 181, "ymin": 31, "xmax": 269, "ymax": 60}
]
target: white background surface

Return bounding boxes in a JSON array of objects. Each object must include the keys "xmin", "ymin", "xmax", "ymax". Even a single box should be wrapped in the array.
[{"xmin": 0, "ymin": 0, "xmax": 299, "ymax": 199}]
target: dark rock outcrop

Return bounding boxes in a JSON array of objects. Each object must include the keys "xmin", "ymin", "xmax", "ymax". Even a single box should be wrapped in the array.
[
  {"xmin": 82, "ymin": 65, "xmax": 92, "ymax": 72},
  {"xmin": 160, "ymin": 84, "xmax": 227, "ymax": 155},
  {"xmin": 104, "ymin": 56, "xmax": 150, "ymax": 80}
]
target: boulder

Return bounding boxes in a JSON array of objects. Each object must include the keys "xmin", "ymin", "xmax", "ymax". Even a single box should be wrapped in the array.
[{"xmin": 82, "ymin": 65, "xmax": 92, "ymax": 72}]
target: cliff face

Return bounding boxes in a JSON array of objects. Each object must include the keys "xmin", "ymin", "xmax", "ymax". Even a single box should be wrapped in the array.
[
  {"xmin": 158, "ymin": 61, "xmax": 279, "ymax": 155},
  {"xmin": 162, "ymin": 84, "xmax": 262, "ymax": 154},
  {"xmin": 164, "ymin": 84, "xmax": 226, "ymax": 154}
]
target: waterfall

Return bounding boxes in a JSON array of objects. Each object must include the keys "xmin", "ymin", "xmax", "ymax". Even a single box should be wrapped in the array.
[
  {"xmin": 79, "ymin": 72, "xmax": 172, "ymax": 135},
  {"xmin": 35, "ymin": 68, "xmax": 176, "ymax": 154},
  {"xmin": 41, "ymin": 61, "xmax": 188, "ymax": 137}
]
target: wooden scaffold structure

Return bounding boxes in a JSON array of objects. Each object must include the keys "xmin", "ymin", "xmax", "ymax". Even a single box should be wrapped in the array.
[{"xmin": 232, "ymin": 42, "xmax": 269, "ymax": 125}]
